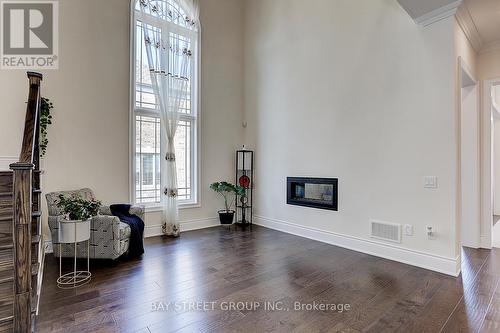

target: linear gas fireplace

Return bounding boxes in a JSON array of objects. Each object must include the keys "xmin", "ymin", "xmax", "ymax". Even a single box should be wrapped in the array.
[{"xmin": 287, "ymin": 177, "xmax": 338, "ymax": 211}]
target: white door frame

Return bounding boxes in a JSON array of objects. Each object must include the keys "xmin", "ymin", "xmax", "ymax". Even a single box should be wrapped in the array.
[
  {"xmin": 482, "ymin": 78, "xmax": 500, "ymax": 249},
  {"xmin": 458, "ymin": 57, "xmax": 480, "ymax": 248}
]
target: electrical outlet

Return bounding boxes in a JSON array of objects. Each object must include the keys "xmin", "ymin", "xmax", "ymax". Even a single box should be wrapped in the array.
[
  {"xmin": 404, "ymin": 224, "xmax": 413, "ymax": 236},
  {"xmin": 424, "ymin": 176, "xmax": 438, "ymax": 189}
]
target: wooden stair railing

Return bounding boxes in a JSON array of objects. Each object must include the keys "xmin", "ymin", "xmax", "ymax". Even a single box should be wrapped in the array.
[{"xmin": 7, "ymin": 72, "xmax": 44, "ymax": 333}]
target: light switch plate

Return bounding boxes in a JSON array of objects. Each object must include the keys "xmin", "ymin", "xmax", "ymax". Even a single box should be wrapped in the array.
[
  {"xmin": 424, "ymin": 176, "xmax": 438, "ymax": 189},
  {"xmin": 427, "ymin": 226, "xmax": 436, "ymax": 240}
]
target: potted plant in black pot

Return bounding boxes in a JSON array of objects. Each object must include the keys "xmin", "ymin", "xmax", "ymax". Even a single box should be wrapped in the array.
[{"xmin": 210, "ymin": 181, "xmax": 245, "ymax": 224}]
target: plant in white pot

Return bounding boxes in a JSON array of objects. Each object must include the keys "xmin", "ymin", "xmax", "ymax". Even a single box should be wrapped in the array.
[
  {"xmin": 210, "ymin": 182, "xmax": 245, "ymax": 224},
  {"xmin": 56, "ymin": 194, "xmax": 101, "ymax": 242}
]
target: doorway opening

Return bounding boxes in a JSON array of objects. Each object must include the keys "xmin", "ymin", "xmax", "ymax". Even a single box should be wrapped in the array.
[
  {"xmin": 480, "ymin": 77, "xmax": 500, "ymax": 250},
  {"xmin": 459, "ymin": 58, "xmax": 480, "ymax": 248},
  {"xmin": 490, "ymin": 83, "xmax": 500, "ymax": 248}
]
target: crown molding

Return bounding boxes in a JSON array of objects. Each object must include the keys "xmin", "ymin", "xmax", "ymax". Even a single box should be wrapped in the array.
[
  {"xmin": 415, "ymin": 0, "xmax": 462, "ymax": 27},
  {"xmin": 455, "ymin": 4, "xmax": 483, "ymax": 52}
]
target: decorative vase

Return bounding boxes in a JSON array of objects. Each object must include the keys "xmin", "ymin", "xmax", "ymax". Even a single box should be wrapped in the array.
[{"xmin": 58, "ymin": 218, "xmax": 91, "ymax": 243}]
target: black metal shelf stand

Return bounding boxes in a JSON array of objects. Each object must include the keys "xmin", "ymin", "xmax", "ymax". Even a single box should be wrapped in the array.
[{"xmin": 235, "ymin": 149, "xmax": 253, "ymax": 225}]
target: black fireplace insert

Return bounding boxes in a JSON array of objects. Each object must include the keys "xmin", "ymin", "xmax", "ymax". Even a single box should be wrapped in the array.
[{"xmin": 287, "ymin": 177, "xmax": 338, "ymax": 211}]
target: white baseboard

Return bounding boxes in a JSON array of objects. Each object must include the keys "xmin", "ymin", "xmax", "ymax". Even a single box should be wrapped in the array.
[
  {"xmin": 486, "ymin": 233, "xmax": 499, "ymax": 249},
  {"xmin": 254, "ymin": 215, "xmax": 460, "ymax": 277},
  {"xmin": 480, "ymin": 235, "xmax": 492, "ymax": 249},
  {"xmin": 144, "ymin": 225, "xmax": 163, "ymax": 238},
  {"xmin": 144, "ymin": 217, "xmax": 219, "ymax": 238}
]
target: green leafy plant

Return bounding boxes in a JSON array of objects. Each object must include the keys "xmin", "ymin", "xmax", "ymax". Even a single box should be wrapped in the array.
[
  {"xmin": 210, "ymin": 181, "xmax": 245, "ymax": 212},
  {"xmin": 56, "ymin": 194, "xmax": 101, "ymax": 221},
  {"xmin": 40, "ymin": 97, "xmax": 53, "ymax": 157}
]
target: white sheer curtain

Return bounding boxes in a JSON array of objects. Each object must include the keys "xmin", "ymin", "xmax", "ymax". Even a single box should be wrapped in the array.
[
  {"xmin": 180, "ymin": 0, "xmax": 200, "ymax": 24},
  {"xmin": 140, "ymin": 1, "xmax": 196, "ymax": 236}
]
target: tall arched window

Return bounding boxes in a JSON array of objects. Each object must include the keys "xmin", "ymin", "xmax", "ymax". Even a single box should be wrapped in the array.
[{"xmin": 131, "ymin": 0, "xmax": 199, "ymax": 207}]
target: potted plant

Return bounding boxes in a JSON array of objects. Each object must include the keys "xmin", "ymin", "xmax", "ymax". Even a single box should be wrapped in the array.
[
  {"xmin": 56, "ymin": 194, "xmax": 101, "ymax": 241},
  {"xmin": 210, "ymin": 181, "xmax": 245, "ymax": 224},
  {"xmin": 40, "ymin": 97, "xmax": 54, "ymax": 158}
]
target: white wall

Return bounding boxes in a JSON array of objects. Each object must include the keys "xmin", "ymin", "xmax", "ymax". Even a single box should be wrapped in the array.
[
  {"xmin": 0, "ymin": 0, "xmax": 244, "ymax": 236},
  {"xmin": 455, "ymin": 21, "xmax": 477, "ymax": 77},
  {"xmin": 244, "ymin": 0, "xmax": 458, "ymax": 274},
  {"xmin": 479, "ymin": 49, "xmax": 500, "ymax": 81},
  {"xmin": 0, "ymin": 0, "xmax": 131, "ymax": 236}
]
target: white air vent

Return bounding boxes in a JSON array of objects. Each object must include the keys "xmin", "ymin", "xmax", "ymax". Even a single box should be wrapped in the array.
[{"xmin": 370, "ymin": 220, "xmax": 402, "ymax": 243}]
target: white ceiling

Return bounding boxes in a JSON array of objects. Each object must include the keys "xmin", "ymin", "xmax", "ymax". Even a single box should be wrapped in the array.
[
  {"xmin": 397, "ymin": 0, "xmax": 459, "ymax": 19},
  {"xmin": 463, "ymin": 0, "xmax": 500, "ymax": 46}
]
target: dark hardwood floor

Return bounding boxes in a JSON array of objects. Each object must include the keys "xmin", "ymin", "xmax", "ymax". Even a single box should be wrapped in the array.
[{"xmin": 35, "ymin": 225, "xmax": 500, "ymax": 333}]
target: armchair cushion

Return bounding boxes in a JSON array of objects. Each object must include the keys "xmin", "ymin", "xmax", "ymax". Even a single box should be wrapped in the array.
[
  {"xmin": 46, "ymin": 188, "xmax": 95, "ymax": 216},
  {"xmin": 119, "ymin": 222, "xmax": 132, "ymax": 240}
]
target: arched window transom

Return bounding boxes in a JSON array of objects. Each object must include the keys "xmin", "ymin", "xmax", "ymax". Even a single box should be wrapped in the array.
[{"xmin": 136, "ymin": 0, "xmax": 198, "ymax": 30}]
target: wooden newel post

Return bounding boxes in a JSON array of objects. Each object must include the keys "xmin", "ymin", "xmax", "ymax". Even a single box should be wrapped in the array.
[
  {"xmin": 10, "ymin": 163, "xmax": 33, "ymax": 333},
  {"xmin": 10, "ymin": 72, "xmax": 42, "ymax": 333}
]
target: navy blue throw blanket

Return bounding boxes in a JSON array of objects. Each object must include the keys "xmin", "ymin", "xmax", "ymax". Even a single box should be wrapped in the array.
[{"xmin": 110, "ymin": 204, "xmax": 145, "ymax": 257}]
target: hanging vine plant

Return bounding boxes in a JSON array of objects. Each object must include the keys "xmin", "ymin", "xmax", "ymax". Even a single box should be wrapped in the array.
[{"xmin": 40, "ymin": 97, "xmax": 53, "ymax": 157}]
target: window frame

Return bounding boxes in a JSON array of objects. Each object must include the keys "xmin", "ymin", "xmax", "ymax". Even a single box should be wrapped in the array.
[{"xmin": 130, "ymin": 0, "xmax": 201, "ymax": 211}]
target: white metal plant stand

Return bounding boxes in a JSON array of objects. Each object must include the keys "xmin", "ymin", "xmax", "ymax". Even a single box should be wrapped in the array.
[{"xmin": 57, "ymin": 219, "xmax": 91, "ymax": 289}]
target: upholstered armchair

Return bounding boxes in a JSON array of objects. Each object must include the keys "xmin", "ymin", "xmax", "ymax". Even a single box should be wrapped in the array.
[{"xmin": 46, "ymin": 188, "xmax": 145, "ymax": 260}]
